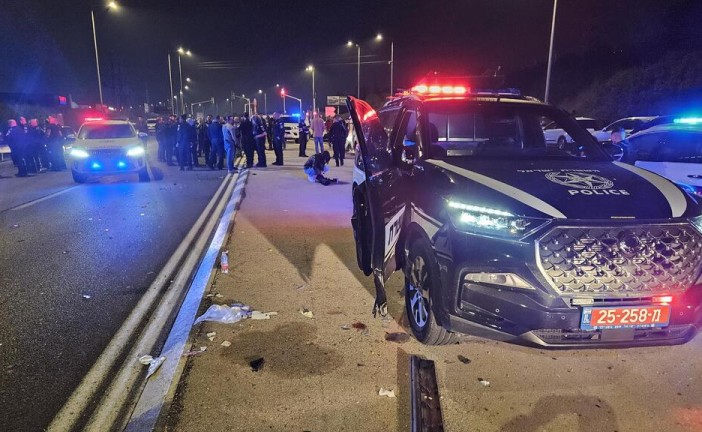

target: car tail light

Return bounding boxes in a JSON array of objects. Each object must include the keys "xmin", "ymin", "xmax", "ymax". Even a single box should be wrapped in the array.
[{"xmin": 653, "ymin": 295, "xmax": 673, "ymax": 304}]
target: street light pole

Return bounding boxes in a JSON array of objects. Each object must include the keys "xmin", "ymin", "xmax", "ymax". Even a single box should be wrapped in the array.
[
  {"xmin": 390, "ymin": 41, "xmax": 394, "ymax": 95},
  {"xmin": 178, "ymin": 54, "xmax": 184, "ymax": 114},
  {"xmin": 357, "ymin": 45, "xmax": 360, "ymax": 98},
  {"xmin": 90, "ymin": 9, "xmax": 104, "ymax": 107},
  {"xmin": 544, "ymin": 0, "xmax": 558, "ymax": 103},
  {"xmin": 167, "ymin": 54, "xmax": 174, "ymax": 115},
  {"xmin": 306, "ymin": 66, "xmax": 316, "ymax": 114}
]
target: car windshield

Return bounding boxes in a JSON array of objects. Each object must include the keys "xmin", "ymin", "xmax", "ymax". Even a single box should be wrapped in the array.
[
  {"xmin": 78, "ymin": 124, "xmax": 135, "ymax": 139},
  {"xmin": 424, "ymin": 102, "xmax": 609, "ymax": 161}
]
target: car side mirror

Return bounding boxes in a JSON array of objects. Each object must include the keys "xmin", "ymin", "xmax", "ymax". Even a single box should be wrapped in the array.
[
  {"xmin": 602, "ymin": 143, "xmax": 624, "ymax": 161},
  {"xmin": 401, "ymin": 139, "xmax": 417, "ymax": 165}
]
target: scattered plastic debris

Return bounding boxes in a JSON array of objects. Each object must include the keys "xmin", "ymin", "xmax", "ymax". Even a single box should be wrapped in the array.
[
  {"xmin": 379, "ymin": 388, "xmax": 396, "ymax": 398},
  {"xmin": 220, "ymin": 251, "xmax": 229, "ymax": 273},
  {"xmin": 82, "ymin": 294, "xmax": 92, "ymax": 300},
  {"xmin": 250, "ymin": 311, "xmax": 277, "ymax": 320},
  {"xmin": 299, "ymin": 308, "xmax": 314, "ymax": 319},
  {"xmin": 62, "ymin": 250, "xmax": 69, "ymax": 254},
  {"xmin": 11, "ymin": 224, "xmax": 19, "ymax": 229},
  {"xmin": 458, "ymin": 355, "xmax": 471, "ymax": 365},
  {"xmin": 478, "ymin": 378, "xmax": 490, "ymax": 387},
  {"xmin": 221, "ymin": 340, "xmax": 232, "ymax": 347},
  {"xmin": 215, "ymin": 294, "xmax": 224, "ymax": 298},
  {"xmin": 249, "ymin": 357, "xmax": 265, "ymax": 372},
  {"xmin": 194, "ymin": 304, "xmax": 250, "ymax": 325},
  {"xmin": 146, "ymin": 356, "xmax": 166, "ymax": 378},
  {"xmin": 384, "ymin": 332, "xmax": 410, "ymax": 343},
  {"xmin": 206, "ymin": 332, "xmax": 217, "ymax": 341},
  {"xmin": 183, "ymin": 347, "xmax": 207, "ymax": 357},
  {"xmin": 352, "ymin": 322, "xmax": 367, "ymax": 331},
  {"xmin": 138, "ymin": 355, "xmax": 154, "ymax": 365},
  {"xmin": 340, "ymin": 325, "xmax": 351, "ymax": 330}
]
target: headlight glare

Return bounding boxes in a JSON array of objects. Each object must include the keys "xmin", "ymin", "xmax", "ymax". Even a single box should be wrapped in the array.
[
  {"xmin": 70, "ymin": 148, "xmax": 89, "ymax": 158},
  {"xmin": 126, "ymin": 146, "xmax": 145, "ymax": 157},
  {"xmin": 447, "ymin": 199, "xmax": 547, "ymax": 239}
]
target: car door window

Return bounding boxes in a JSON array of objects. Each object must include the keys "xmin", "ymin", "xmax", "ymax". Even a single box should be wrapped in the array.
[{"xmin": 629, "ymin": 131, "xmax": 702, "ymax": 163}]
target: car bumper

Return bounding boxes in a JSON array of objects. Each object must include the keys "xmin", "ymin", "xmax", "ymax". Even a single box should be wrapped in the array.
[
  {"xmin": 433, "ymin": 228, "xmax": 702, "ymax": 348},
  {"xmin": 71, "ymin": 155, "xmax": 146, "ymax": 175}
]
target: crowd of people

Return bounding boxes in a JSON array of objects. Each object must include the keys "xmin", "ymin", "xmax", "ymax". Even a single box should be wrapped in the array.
[
  {"xmin": 3, "ymin": 116, "xmax": 67, "ymax": 177},
  {"xmin": 3, "ymin": 110, "xmax": 350, "ymax": 186}
]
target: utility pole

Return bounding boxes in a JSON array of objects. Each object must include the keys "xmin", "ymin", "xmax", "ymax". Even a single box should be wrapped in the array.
[{"xmin": 544, "ymin": 0, "xmax": 558, "ymax": 103}]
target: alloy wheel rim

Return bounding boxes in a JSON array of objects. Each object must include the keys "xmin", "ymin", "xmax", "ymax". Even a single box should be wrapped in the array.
[{"xmin": 408, "ymin": 255, "xmax": 429, "ymax": 329}]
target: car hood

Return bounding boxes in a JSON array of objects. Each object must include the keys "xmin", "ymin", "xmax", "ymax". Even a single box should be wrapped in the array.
[
  {"xmin": 73, "ymin": 137, "xmax": 141, "ymax": 149},
  {"xmin": 426, "ymin": 158, "xmax": 699, "ymax": 220}
]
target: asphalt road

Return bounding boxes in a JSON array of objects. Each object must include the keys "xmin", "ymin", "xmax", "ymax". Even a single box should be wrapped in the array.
[{"xmin": 0, "ymin": 138, "xmax": 224, "ymax": 431}]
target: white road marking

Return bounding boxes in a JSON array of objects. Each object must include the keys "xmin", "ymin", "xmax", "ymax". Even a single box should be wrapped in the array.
[{"xmin": 11, "ymin": 185, "xmax": 81, "ymax": 211}]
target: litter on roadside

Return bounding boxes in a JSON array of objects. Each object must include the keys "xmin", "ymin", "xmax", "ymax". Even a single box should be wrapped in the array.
[
  {"xmin": 138, "ymin": 355, "xmax": 166, "ymax": 378},
  {"xmin": 478, "ymin": 378, "xmax": 491, "ymax": 387},
  {"xmin": 220, "ymin": 251, "xmax": 229, "ymax": 273},
  {"xmin": 81, "ymin": 294, "xmax": 92, "ymax": 300},
  {"xmin": 299, "ymin": 308, "xmax": 314, "ymax": 319},
  {"xmin": 340, "ymin": 325, "xmax": 351, "ymax": 330},
  {"xmin": 221, "ymin": 340, "xmax": 232, "ymax": 347},
  {"xmin": 379, "ymin": 388, "xmax": 396, "ymax": 398},
  {"xmin": 194, "ymin": 304, "xmax": 251, "ymax": 325},
  {"xmin": 215, "ymin": 294, "xmax": 224, "ymax": 298},
  {"xmin": 183, "ymin": 347, "xmax": 207, "ymax": 357},
  {"xmin": 250, "ymin": 311, "xmax": 278, "ymax": 320},
  {"xmin": 384, "ymin": 332, "xmax": 410, "ymax": 343},
  {"xmin": 458, "ymin": 355, "xmax": 471, "ymax": 364},
  {"xmin": 206, "ymin": 331, "xmax": 217, "ymax": 341},
  {"xmin": 249, "ymin": 357, "xmax": 265, "ymax": 372}
]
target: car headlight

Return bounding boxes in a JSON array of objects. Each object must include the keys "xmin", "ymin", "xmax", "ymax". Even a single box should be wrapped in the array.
[
  {"xmin": 70, "ymin": 148, "xmax": 89, "ymax": 158},
  {"xmin": 446, "ymin": 199, "xmax": 548, "ymax": 239},
  {"xmin": 126, "ymin": 146, "xmax": 145, "ymax": 157}
]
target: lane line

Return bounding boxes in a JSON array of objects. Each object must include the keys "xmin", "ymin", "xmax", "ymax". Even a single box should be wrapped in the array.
[
  {"xmin": 8, "ymin": 185, "xmax": 81, "ymax": 212},
  {"xmin": 47, "ymin": 172, "xmax": 234, "ymax": 432},
  {"xmin": 125, "ymin": 162, "xmax": 249, "ymax": 431}
]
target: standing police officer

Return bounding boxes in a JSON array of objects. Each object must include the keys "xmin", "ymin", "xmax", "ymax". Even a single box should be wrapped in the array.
[
  {"xmin": 271, "ymin": 112, "xmax": 285, "ymax": 166},
  {"xmin": 239, "ymin": 112, "xmax": 255, "ymax": 168},
  {"xmin": 5, "ymin": 119, "xmax": 28, "ymax": 177},
  {"xmin": 208, "ymin": 115, "xmax": 224, "ymax": 170},
  {"xmin": 252, "ymin": 114, "xmax": 267, "ymax": 168},
  {"xmin": 298, "ymin": 117, "xmax": 309, "ymax": 157}
]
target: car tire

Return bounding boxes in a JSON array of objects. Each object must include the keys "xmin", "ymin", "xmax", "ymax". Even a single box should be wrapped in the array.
[
  {"xmin": 405, "ymin": 238, "xmax": 456, "ymax": 345},
  {"xmin": 556, "ymin": 136, "xmax": 566, "ymax": 150},
  {"xmin": 352, "ymin": 190, "xmax": 372, "ymax": 276},
  {"xmin": 71, "ymin": 170, "xmax": 86, "ymax": 184},
  {"xmin": 138, "ymin": 167, "xmax": 150, "ymax": 182}
]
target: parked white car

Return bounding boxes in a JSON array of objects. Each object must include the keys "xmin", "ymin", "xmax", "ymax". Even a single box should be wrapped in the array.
[
  {"xmin": 543, "ymin": 117, "xmax": 597, "ymax": 149},
  {"xmin": 591, "ymin": 116, "xmax": 656, "ymax": 142}
]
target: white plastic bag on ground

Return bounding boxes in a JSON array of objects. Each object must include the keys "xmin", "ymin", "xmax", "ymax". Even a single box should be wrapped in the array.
[{"xmin": 193, "ymin": 304, "xmax": 250, "ymax": 325}]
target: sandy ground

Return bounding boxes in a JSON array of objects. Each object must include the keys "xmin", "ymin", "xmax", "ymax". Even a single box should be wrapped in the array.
[{"xmin": 166, "ymin": 144, "xmax": 702, "ymax": 432}]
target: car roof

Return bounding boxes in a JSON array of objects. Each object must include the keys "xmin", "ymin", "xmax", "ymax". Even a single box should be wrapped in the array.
[
  {"xmin": 629, "ymin": 122, "xmax": 702, "ymax": 138},
  {"xmin": 383, "ymin": 94, "xmax": 548, "ymax": 110}
]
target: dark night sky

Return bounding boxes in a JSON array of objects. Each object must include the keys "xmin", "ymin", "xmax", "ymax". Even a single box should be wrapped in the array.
[{"xmin": 1, "ymin": 0, "xmax": 701, "ymax": 113}]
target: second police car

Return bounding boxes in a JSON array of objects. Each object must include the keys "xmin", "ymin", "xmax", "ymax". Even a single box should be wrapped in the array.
[{"xmin": 347, "ymin": 78, "xmax": 702, "ymax": 347}]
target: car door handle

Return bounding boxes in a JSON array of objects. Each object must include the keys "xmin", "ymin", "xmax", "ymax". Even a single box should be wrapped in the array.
[{"xmin": 688, "ymin": 175, "xmax": 702, "ymax": 179}]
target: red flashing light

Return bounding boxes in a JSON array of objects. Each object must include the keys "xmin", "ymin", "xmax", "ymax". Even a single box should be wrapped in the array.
[
  {"xmin": 362, "ymin": 109, "xmax": 377, "ymax": 121},
  {"xmin": 411, "ymin": 83, "xmax": 470, "ymax": 96},
  {"xmin": 653, "ymin": 295, "xmax": 673, "ymax": 304},
  {"xmin": 280, "ymin": 88, "xmax": 286, "ymax": 96},
  {"xmin": 84, "ymin": 117, "xmax": 104, "ymax": 122}
]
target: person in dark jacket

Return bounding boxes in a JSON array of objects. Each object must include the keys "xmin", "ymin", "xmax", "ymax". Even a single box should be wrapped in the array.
[
  {"xmin": 155, "ymin": 117, "xmax": 167, "ymax": 162},
  {"xmin": 298, "ymin": 118, "xmax": 309, "ymax": 157},
  {"xmin": 271, "ymin": 112, "xmax": 285, "ymax": 165},
  {"xmin": 45, "ymin": 116, "xmax": 64, "ymax": 171},
  {"xmin": 28, "ymin": 118, "xmax": 47, "ymax": 171},
  {"xmin": 238, "ymin": 112, "xmax": 255, "ymax": 168},
  {"xmin": 303, "ymin": 151, "xmax": 336, "ymax": 185},
  {"xmin": 208, "ymin": 115, "xmax": 224, "ymax": 170},
  {"xmin": 177, "ymin": 115, "xmax": 197, "ymax": 170},
  {"xmin": 198, "ymin": 115, "xmax": 212, "ymax": 160},
  {"xmin": 252, "ymin": 114, "xmax": 267, "ymax": 167},
  {"xmin": 165, "ymin": 115, "xmax": 177, "ymax": 165},
  {"xmin": 5, "ymin": 119, "xmax": 28, "ymax": 177},
  {"xmin": 329, "ymin": 115, "xmax": 348, "ymax": 166}
]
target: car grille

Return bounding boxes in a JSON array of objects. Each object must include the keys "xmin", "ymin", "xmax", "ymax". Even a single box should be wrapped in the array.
[
  {"xmin": 536, "ymin": 224, "xmax": 702, "ymax": 296},
  {"xmin": 90, "ymin": 148, "xmax": 124, "ymax": 158},
  {"xmin": 532, "ymin": 325, "xmax": 694, "ymax": 345}
]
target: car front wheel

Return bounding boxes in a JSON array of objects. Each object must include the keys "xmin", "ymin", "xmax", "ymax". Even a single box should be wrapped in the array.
[
  {"xmin": 405, "ymin": 238, "xmax": 456, "ymax": 345},
  {"xmin": 71, "ymin": 170, "xmax": 86, "ymax": 183}
]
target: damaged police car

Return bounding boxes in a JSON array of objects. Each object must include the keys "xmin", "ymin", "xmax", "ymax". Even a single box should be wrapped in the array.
[{"xmin": 348, "ymin": 80, "xmax": 702, "ymax": 347}]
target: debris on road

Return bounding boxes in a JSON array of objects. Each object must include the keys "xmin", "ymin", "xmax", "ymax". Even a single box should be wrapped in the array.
[
  {"xmin": 206, "ymin": 332, "xmax": 217, "ymax": 341},
  {"xmin": 183, "ymin": 347, "xmax": 207, "ymax": 357},
  {"xmin": 221, "ymin": 340, "xmax": 232, "ymax": 347},
  {"xmin": 478, "ymin": 378, "xmax": 491, "ymax": 387},
  {"xmin": 299, "ymin": 308, "xmax": 314, "ymax": 319},
  {"xmin": 250, "ymin": 311, "xmax": 277, "ymax": 320},
  {"xmin": 11, "ymin": 224, "xmax": 19, "ymax": 229},
  {"xmin": 340, "ymin": 325, "xmax": 351, "ymax": 330},
  {"xmin": 379, "ymin": 388, "xmax": 396, "ymax": 398},
  {"xmin": 384, "ymin": 332, "xmax": 410, "ymax": 343},
  {"xmin": 194, "ymin": 304, "xmax": 250, "ymax": 325},
  {"xmin": 81, "ymin": 294, "xmax": 92, "ymax": 300},
  {"xmin": 249, "ymin": 357, "xmax": 265, "ymax": 372},
  {"xmin": 352, "ymin": 322, "xmax": 367, "ymax": 331},
  {"xmin": 215, "ymin": 293, "xmax": 224, "ymax": 298},
  {"xmin": 220, "ymin": 251, "xmax": 229, "ymax": 273},
  {"xmin": 138, "ymin": 355, "xmax": 154, "ymax": 365},
  {"xmin": 138, "ymin": 354, "xmax": 166, "ymax": 378},
  {"xmin": 458, "ymin": 355, "xmax": 471, "ymax": 365}
]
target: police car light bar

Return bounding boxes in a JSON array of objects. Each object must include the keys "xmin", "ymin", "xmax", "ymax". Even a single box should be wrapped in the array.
[
  {"xmin": 411, "ymin": 84, "xmax": 469, "ymax": 96},
  {"xmin": 673, "ymin": 117, "xmax": 702, "ymax": 125},
  {"xmin": 85, "ymin": 117, "xmax": 104, "ymax": 122}
]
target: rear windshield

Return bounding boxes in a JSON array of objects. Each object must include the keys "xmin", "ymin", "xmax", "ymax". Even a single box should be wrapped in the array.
[
  {"xmin": 627, "ymin": 131, "xmax": 702, "ymax": 163},
  {"xmin": 78, "ymin": 124, "xmax": 135, "ymax": 139},
  {"xmin": 423, "ymin": 102, "xmax": 608, "ymax": 161}
]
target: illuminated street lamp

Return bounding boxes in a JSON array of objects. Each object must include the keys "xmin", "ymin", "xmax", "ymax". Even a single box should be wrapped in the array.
[
  {"xmin": 90, "ymin": 1, "xmax": 119, "ymax": 108},
  {"xmin": 347, "ymin": 41, "xmax": 360, "ymax": 97},
  {"xmin": 306, "ymin": 65, "xmax": 316, "ymax": 114},
  {"xmin": 168, "ymin": 46, "xmax": 193, "ymax": 114},
  {"xmin": 258, "ymin": 90, "xmax": 267, "ymax": 115}
]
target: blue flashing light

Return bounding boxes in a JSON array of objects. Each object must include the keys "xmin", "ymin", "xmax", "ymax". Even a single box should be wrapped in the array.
[
  {"xmin": 673, "ymin": 117, "xmax": 702, "ymax": 125},
  {"xmin": 117, "ymin": 161, "xmax": 127, "ymax": 168},
  {"xmin": 292, "ymin": 113, "xmax": 300, "ymax": 118},
  {"xmin": 91, "ymin": 162, "xmax": 102, "ymax": 170}
]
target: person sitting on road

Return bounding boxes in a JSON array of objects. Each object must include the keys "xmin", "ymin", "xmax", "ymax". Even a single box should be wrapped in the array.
[{"xmin": 303, "ymin": 151, "xmax": 337, "ymax": 185}]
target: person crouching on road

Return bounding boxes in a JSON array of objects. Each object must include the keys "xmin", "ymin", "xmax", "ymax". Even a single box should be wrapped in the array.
[
  {"xmin": 303, "ymin": 151, "xmax": 337, "ymax": 185},
  {"xmin": 222, "ymin": 116, "xmax": 238, "ymax": 174},
  {"xmin": 329, "ymin": 115, "xmax": 348, "ymax": 166}
]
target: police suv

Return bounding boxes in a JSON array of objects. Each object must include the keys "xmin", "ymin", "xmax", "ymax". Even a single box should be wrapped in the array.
[
  {"xmin": 69, "ymin": 119, "xmax": 149, "ymax": 183},
  {"xmin": 348, "ymin": 79, "xmax": 702, "ymax": 347}
]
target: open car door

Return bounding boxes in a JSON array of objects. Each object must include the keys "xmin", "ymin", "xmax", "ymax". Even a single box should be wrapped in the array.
[{"xmin": 347, "ymin": 96, "xmax": 409, "ymax": 317}]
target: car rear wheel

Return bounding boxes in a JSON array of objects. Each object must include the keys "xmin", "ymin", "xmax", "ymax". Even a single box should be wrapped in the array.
[
  {"xmin": 405, "ymin": 238, "xmax": 456, "ymax": 345},
  {"xmin": 138, "ymin": 167, "xmax": 150, "ymax": 182},
  {"xmin": 71, "ymin": 170, "xmax": 86, "ymax": 183}
]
